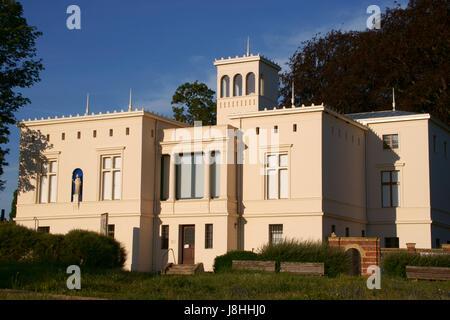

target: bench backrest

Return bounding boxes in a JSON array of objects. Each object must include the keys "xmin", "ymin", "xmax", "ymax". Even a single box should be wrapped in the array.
[
  {"xmin": 280, "ymin": 262, "xmax": 325, "ymax": 275},
  {"xmin": 406, "ymin": 266, "xmax": 450, "ymax": 281},
  {"xmin": 232, "ymin": 260, "xmax": 276, "ymax": 272}
]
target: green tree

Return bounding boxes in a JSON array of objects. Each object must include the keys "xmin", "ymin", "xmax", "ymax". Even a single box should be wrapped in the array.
[
  {"xmin": 280, "ymin": 0, "xmax": 449, "ymax": 125},
  {"xmin": 171, "ymin": 81, "xmax": 216, "ymax": 125},
  {"xmin": 8, "ymin": 188, "xmax": 17, "ymax": 221},
  {"xmin": 0, "ymin": 0, "xmax": 43, "ymax": 190}
]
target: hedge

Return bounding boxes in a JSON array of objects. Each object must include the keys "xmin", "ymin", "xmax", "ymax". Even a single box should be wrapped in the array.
[
  {"xmin": 213, "ymin": 250, "xmax": 258, "ymax": 273},
  {"xmin": 0, "ymin": 223, "xmax": 126, "ymax": 269},
  {"xmin": 382, "ymin": 251, "xmax": 450, "ymax": 278}
]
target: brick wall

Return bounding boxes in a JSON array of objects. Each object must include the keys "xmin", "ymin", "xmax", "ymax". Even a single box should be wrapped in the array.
[
  {"xmin": 328, "ymin": 235, "xmax": 380, "ymax": 276},
  {"xmin": 329, "ymin": 237, "xmax": 450, "ymax": 277}
]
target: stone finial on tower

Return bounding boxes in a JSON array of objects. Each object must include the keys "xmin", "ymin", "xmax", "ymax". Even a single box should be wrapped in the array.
[
  {"xmin": 247, "ymin": 36, "xmax": 250, "ymax": 56},
  {"xmin": 392, "ymin": 88, "xmax": 396, "ymax": 111},
  {"xmin": 128, "ymin": 88, "xmax": 132, "ymax": 112},
  {"xmin": 85, "ymin": 93, "xmax": 89, "ymax": 115}
]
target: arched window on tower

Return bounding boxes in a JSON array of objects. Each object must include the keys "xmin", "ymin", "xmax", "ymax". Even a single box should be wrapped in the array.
[
  {"xmin": 246, "ymin": 73, "xmax": 255, "ymax": 95},
  {"xmin": 71, "ymin": 168, "xmax": 83, "ymax": 202},
  {"xmin": 220, "ymin": 75, "xmax": 230, "ymax": 98},
  {"xmin": 233, "ymin": 74, "xmax": 242, "ymax": 96},
  {"xmin": 260, "ymin": 74, "xmax": 264, "ymax": 96}
]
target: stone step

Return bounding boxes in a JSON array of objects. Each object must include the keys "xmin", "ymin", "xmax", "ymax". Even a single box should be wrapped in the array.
[{"xmin": 163, "ymin": 263, "xmax": 204, "ymax": 275}]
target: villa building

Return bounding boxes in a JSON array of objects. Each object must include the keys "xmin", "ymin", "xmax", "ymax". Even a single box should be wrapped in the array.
[{"xmin": 14, "ymin": 51, "xmax": 449, "ymax": 272}]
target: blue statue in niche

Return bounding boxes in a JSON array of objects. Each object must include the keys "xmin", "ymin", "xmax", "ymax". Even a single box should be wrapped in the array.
[{"xmin": 71, "ymin": 169, "xmax": 83, "ymax": 202}]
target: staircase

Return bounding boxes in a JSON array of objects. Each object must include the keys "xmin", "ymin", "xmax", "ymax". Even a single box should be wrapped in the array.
[{"xmin": 162, "ymin": 263, "xmax": 204, "ymax": 275}]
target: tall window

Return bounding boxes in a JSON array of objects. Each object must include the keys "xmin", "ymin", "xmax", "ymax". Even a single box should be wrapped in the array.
[
  {"xmin": 220, "ymin": 75, "xmax": 230, "ymax": 98},
  {"xmin": 40, "ymin": 160, "xmax": 57, "ymax": 203},
  {"xmin": 37, "ymin": 226, "xmax": 50, "ymax": 233},
  {"xmin": 176, "ymin": 153, "xmax": 204, "ymax": 199},
  {"xmin": 381, "ymin": 170, "xmax": 400, "ymax": 207},
  {"xmin": 205, "ymin": 224, "xmax": 213, "ymax": 249},
  {"xmin": 161, "ymin": 225, "xmax": 169, "ymax": 249},
  {"xmin": 107, "ymin": 224, "xmax": 115, "ymax": 238},
  {"xmin": 160, "ymin": 155, "xmax": 170, "ymax": 201},
  {"xmin": 266, "ymin": 154, "xmax": 288, "ymax": 199},
  {"xmin": 101, "ymin": 156, "xmax": 122, "ymax": 200},
  {"xmin": 435, "ymin": 238, "xmax": 441, "ymax": 248},
  {"xmin": 233, "ymin": 74, "xmax": 242, "ymax": 96},
  {"xmin": 210, "ymin": 151, "xmax": 220, "ymax": 198},
  {"xmin": 246, "ymin": 72, "xmax": 255, "ymax": 95},
  {"xmin": 269, "ymin": 224, "xmax": 283, "ymax": 245},
  {"xmin": 385, "ymin": 237, "xmax": 399, "ymax": 248},
  {"xmin": 383, "ymin": 134, "xmax": 398, "ymax": 149},
  {"xmin": 260, "ymin": 74, "xmax": 264, "ymax": 96}
]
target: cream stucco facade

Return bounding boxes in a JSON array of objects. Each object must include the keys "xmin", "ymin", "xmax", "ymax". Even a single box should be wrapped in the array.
[{"xmin": 15, "ymin": 52, "xmax": 450, "ymax": 272}]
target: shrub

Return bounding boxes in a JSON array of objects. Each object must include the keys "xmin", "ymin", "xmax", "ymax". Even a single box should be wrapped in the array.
[
  {"xmin": 0, "ymin": 224, "xmax": 126, "ymax": 269},
  {"xmin": 33, "ymin": 232, "xmax": 65, "ymax": 264},
  {"xmin": 61, "ymin": 230, "xmax": 126, "ymax": 268},
  {"xmin": 258, "ymin": 239, "xmax": 351, "ymax": 277},
  {"xmin": 382, "ymin": 251, "xmax": 450, "ymax": 278},
  {"xmin": 213, "ymin": 250, "xmax": 258, "ymax": 273},
  {"xmin": 0, "ymin": 223, "xmax": 37, "ymax": 261}
]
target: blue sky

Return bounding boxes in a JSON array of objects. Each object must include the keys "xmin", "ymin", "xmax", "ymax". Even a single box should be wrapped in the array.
[{"xmin": 1, "ymin": 0, "xmax": 408, "ymax": 218}]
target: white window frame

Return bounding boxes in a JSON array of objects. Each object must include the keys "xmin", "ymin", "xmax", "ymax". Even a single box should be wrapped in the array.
[
  {"xmin": 96, "ymin": 147, "xmax": 125, "ymax": 201},
  {"xmin": 100, "ymin": 155, "xmax": 122, "ymax": 200},
  {"xmin": 175, "ymin": 152, "xmax": 204, "ymax": 200},
  {"xmin": 265, "ymin": 153, "xmax": 289, "ymax": 200},
  {"xmin": 38, "ymin": 159, "xmax": 58, "ymax": 203},
  {"xmin": 269, "ymin": 224, "xmax": 283, "ymax": 245}
]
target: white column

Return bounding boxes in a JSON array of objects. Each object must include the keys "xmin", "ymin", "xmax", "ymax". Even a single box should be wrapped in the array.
[
  {"xmin": 219, "ymin": 148, "xmax": 228, "ymax": 199},
  {"xmin": 203, "ymin": 152, "xmax": 210, "ymax": 200},
  {"xmin": 168, "ymin": 154, "xmax": 176, "ymax": 201}
]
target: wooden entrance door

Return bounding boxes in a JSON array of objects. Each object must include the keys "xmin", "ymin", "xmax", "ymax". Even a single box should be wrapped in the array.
[{"xmin": 181, "ymin": 225, "xmax": 195, "ymax": 264}]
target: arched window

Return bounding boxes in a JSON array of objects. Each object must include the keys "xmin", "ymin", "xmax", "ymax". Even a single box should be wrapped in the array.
[
  {"xmin": 260, "ymin": 74, "xmax": 264, "ymax": 96},
  {"xmin": 246, "ymin": 73, "xmax": 255, "ymax": 95},
  {"xmin": 233, "ymin": 74, "xmax": 242, "ymax": 96},
  {"xmin": 71, "ymin": 168, "xmax": 83, "ymax": 202},
  {"xmin": 220, "ymin": 75, "xmax": 230, "ymax": 98}
]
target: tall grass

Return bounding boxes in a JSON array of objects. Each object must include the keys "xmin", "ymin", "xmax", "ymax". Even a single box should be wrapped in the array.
[
  {"xmin": 257, "ymin": 239, "xmax": 351, "ymax": 277},
  {"xmin": 1, "ymin": 261, "xmax": 449, "ymax": 300},
  {"xmin": 382, "ymin": 251, "xmax": 450, "ymax": 278}
]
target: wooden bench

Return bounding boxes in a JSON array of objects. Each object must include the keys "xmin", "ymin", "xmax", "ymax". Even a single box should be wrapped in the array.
[
  {"xmin": 406, "ymin": 266, "xmax": 450, "ymax": 281},
  {"xmin": 232, "ymin": 260, "xmax": 276, "ymax": 272},
  {"xmin": 280, "ymin": 262, "xmax": 325, "ymax": 275}
]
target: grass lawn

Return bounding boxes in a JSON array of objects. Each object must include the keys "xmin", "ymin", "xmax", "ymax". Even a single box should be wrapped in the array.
[{"xmin": 0, "ymin": 261, "xmax": 449, "ymax": 300}]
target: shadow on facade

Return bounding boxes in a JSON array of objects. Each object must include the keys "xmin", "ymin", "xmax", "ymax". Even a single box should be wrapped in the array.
[
  {"xmin": 364, "ymin": 128, "xmax": 401, "ymax": 248},
  {"xmin": 17, "ymin": 123, "xmax": 53, "ymax": 194}
]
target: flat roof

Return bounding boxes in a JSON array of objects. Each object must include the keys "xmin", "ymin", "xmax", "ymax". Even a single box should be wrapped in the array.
[{"xmin": 346, "ymin": 110, "xmax": 422, "ymax": 120}]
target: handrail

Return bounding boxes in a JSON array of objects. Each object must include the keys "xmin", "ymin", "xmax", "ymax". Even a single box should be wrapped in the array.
[{"xmin": 161, "ymin": 248, "xmax": 177, "ymax": 274}]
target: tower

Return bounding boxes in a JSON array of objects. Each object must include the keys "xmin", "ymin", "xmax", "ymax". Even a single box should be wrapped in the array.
[{"xmin": 214, "ymin": 53, "xmax": 281, "ymax": 125}]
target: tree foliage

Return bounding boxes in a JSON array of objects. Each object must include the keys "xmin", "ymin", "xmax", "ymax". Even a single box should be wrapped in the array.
[
  {"xmin": 280, "ymin": 0, "xmax": 449, "ymax": 125},
  {"xmin": 0, "ymin": 0, "xmax": 43, "ymax": 189},
  {"xmin": 171, "ymin": 81, "xmax": 216, "ymax": 125},
  {"xmin": 8, "ymin": 188, "xmax": 16, "ymax": 221}
]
